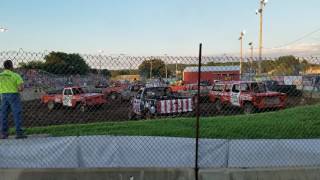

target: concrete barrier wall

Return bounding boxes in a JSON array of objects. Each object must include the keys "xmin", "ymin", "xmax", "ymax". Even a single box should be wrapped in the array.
[{"xmin": 2, "ymin": 136, "xmax": 320, "ymax": 168}]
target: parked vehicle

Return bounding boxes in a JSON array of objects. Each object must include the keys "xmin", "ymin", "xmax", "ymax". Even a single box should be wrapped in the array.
[
  {"xmin": 41, "ymin": 86, "xmax": 106, "ymax": 112},
  {"xmin": 95, "ymin": 82, "xmax": 109, "ymax": 88},
  {"xmin": 209, "ymin": 81, "xmax": 287, "ymax": 114},
  {"xmin": 264, "ymin": 80, "xmax": 303, "ymax": 96},
  {"xmin": 101, "ymin": 83, "xmax": 128, "ymax": 101},
  {"xmin": 172, "ymin": 83, "xmax": 211, "ymax": 102},
  {"xmin": 129, "ymin": 86, "xmax": 196, "ymax": 119},
  {"xmin": 120, "ymin": 84, "xmax": 144, "ymax": 102}
]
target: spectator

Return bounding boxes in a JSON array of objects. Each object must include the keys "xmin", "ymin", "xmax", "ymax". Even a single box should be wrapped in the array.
[{"xmin": 0, "ymin": 60, "xmax": 27, "ymax": 139}]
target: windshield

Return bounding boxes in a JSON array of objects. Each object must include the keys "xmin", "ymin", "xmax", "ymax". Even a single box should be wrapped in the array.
[
  {"xmin": 251, "ymin": 83, "xmax": 267, "ymax": 93},
  {"xmin": 145, "ymin": 87, "xmax": 172, "ymax": 98},
  {"xmin": 73, "ymin": 88, "xmax": 84, "ymax": 95}
]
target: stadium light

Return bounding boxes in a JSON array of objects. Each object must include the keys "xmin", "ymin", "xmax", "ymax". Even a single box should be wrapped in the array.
[
  {"xmin": 164, "ymin": 54, "xmax": 168, "ymax": 79},
  {"xmin": 249, "ymin": 42, "xmax": 254, "ymax": 80},
  {"xmin": 256, "ymin": 0, "xmax": 268, "ymax": 75},
  {"xmin": 239, "ymin": 30, "xmax": 246, "ymax": 75}
]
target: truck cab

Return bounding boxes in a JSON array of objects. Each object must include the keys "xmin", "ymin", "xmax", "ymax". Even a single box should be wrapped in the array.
[
  {"xmin": 129, "ymin": 86, "xmax": 194, "ymax": 119},
  {"xmin": 209, "ymin": 81, "xmax": 287, "ymax": 114},
  {"xmin": 42, "ymin": 86, "xmax": 106, "ymax": 112},
  {"xmin": 61, "ymin": 87, "xmax": 85, "ymax": 107}
]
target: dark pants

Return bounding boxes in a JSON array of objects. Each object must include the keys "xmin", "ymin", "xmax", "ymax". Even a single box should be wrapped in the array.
[{"xmin": 0, "ymin": 93, "xmax": 23, "ymax": 136}]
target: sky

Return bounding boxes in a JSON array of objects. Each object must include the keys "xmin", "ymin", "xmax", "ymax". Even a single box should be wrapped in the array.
[{"xmin": 0, "ymin": 0, "xmax": 320, "ymax": 56}]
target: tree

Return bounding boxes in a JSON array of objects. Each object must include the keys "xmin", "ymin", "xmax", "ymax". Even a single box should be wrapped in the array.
[
  {"xmin": 19, "ymin": 52, "xmax": 91, "ymax": 75},
  {"xmin": 90, "ymin": 69, "xmax": 112, "ymax": 78},
  {"xmin": 138, "ymin": 59, "xmax": 169, "ymax": 78},
  {"xmin": 43, "ymin": 52, "xmax": 90, "ymax": 75},
  {"xmin": 101, "ymin": 69, "xmax": 111, "ymax": 78},
  {"xmin": 19, "ymin": 61, "xmax": 44, "ymax": 69},
  {"xmin": 269, "ymin": 56, "xmax": 308, "ymax": 75}
]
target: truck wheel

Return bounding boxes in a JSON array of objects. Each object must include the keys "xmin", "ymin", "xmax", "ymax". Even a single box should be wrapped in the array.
[
  {"xmin": 145, "ymin": 111, "xmax": 154, "ymax": 119},
  {"xmin": 128, "ymin": 109, "xmax": 136, "ymax": 120},
  {"xmin": 77, "ymin": 104, "xmax": 86, "ymax": 112},
  {"xmin": 214, "ymin": 99, "xmax": 223, "ymax": 112},
  {"xmin": 109, "ymin": 93, "xmax": 119, "ymax": 101},
  {"xmin": 243, "ymin": 103, "xmax": 255, "ymax": 114},
  {"xmin": 47, "ymin": 101, "xmax": 55, "ymax": 110}
]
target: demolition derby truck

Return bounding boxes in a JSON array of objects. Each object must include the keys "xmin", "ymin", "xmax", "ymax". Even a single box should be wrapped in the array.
[
  {"xmin": 129, "ymin": 86, "xmax": 196, "ymax": 119},
  {"xmin": 209, "ymin": 81, "xmax": 287, "ymax": 114},
  {"xmin": 41, "ymin": 86, "xmax": 107, "ymax": 112}
]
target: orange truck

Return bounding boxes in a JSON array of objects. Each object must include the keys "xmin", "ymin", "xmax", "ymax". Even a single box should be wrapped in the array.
[{"xmin": 41, "ymin": 86, "xmax": 106, "ymax": 112}]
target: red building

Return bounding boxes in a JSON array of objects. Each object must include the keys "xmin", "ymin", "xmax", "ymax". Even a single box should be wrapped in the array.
[{"xmin": 183, "ymin": 66, "xmax": 240, "ymax": 84}]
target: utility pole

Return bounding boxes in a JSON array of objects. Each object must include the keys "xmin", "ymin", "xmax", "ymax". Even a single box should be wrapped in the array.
[
  {"xmin": 150, "ymin": 59, "xmax": 153, "ymax": 79},
  {"xmin": 249, "ymin": 42, "xmax": 254, "ymax": 80},
  {"xmin": 164, "ymin": 54, "xmax": 168, "ymax": 79},
  {"xmin": 239, "ymin": 31, "xmax": 245, "ymax": 76},
  {"xmin": 98, "ymin": 50, "xmax": 104, "ymax": 77},
  {"xmin": 175, "ymin": 59, "xmax": 181, "ymax": 80},
  {"xmin": 257, "ymin": 0, "xmax": 268, "ymax": 76}
]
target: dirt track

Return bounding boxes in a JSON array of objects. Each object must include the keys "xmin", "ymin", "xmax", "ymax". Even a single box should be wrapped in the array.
[
  {"xmin": 19, "ymin": 100, "xmax": 221, "ymax": 127},
  {"xmin": 3, "ymin": 96, "xmax": 318, "ymax": 128}
]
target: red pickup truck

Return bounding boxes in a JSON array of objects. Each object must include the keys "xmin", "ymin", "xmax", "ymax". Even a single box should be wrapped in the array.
[
  {"xmin": 41, "ymin": 86, "xmax": 106, "ymax": 112},
  {"xmin": 209, "ymin": 81, "xmax": 287, "ymax": 114},
  {"xmin": 101, "ymin": 83, "xmax": 129, "ymax": 101},
  {"xmin": 170, "ymin": 83, "xmax": 211, "ymax": 101}
]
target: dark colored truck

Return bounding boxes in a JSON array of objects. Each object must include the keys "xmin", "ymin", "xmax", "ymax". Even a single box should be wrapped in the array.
[
  {"xmin": 129, "ymin": 86, "xmax": 196, "ymax": 119},
  {"xmin": 120, "ymin": 84, "xmax": 144, "ymax": 102},
  {"xmin": 264, "ymin": 80, "xmax": 303, "ymax": 97}
]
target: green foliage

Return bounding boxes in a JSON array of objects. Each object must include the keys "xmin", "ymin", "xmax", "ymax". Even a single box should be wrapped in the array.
[
  {"xmin": 19, "ymin": 52, "xmax": 90, "ymax": 75},
  {"xmin": 207, "ymin": 61, "xmax": 240, "ymax": 66},
  {"xmin": 19, "ymin": 61, "xmax": 44, "ymax": 69},
  {"xmin": 207, "ymin": 55, "xmax": 311, "ymax": 75},
  {"xmin": 43, "ymin": 52, "xmax": 90, "ymax": 75},
  {"xmin": 138, "ymin": 59, "xmax": 171, "ymax": 78},
  {"xmin": 90, "ymin": 69, "xmax": 112, "ymax": 78},
  {"xmin": 263, "ymin": 56, "xmax": 307, "ymax": 75},
  {"xmin": 110, "ymin": 69, "xmax": 139, "ymax": 77}
]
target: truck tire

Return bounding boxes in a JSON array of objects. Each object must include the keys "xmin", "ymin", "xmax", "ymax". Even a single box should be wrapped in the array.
[
  {"xmin": 128, "ymin": 109, "xmax": 136, "ymax": 120},
  {"xmin": 109, "ymin": 92, "xmax": 119, "ymax": 101},
  {"xmin": 243, "ymin": 102, "xmax": 255, "ymax": 114},
  {"xmin": 145, "ymin": 111, "xmax": 155, "ymax": 120},
  {"xmin": 77, "ymin": 103, "xmax": 86, "ymax": 112},
  {"xmin": 47, "ymin": 101, "xmax": 55, "ymax": 110},
  {"xmin": 214, "ymin": 99, "xmax": 223, "ymax": 112}
]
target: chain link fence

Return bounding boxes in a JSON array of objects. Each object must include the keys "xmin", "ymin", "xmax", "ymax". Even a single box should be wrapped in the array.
[{"xmin": 0, "ymin": 50, "xmax": 320, "ymax": 169}]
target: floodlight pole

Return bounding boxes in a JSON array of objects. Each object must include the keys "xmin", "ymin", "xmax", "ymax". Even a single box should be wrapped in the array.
[
  {"xmin": 164, "ymin": 54, "xmax": 168, "ymax": 79},
  {"xmin": 257, "ymin": 0, "xmax": 267, "ymax": 76},
  {"xmin": 249, "ymin": 42, "xmax": 254, "ymax": 80},
  {"xmin": 239, "ymin": 31, "xmax": 245, "ymax": 76},
  {"xmin": 150, "ymin": 59, "xmax": 153, "ymax": 79}
]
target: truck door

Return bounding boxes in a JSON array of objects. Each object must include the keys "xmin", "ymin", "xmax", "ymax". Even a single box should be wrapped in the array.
[
  {"xmin": 63, "ymin": 88, "xmax": 73, "ymax": 107},
  {"xmin": 231, "ymin": 84, "xmax": 240, "ymax": 106},
  {"xmin": 133, "ymin": 90, "xmax": 143, "ymax": 114}
]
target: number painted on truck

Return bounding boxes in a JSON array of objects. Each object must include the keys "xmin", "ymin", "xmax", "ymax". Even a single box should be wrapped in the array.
[
  {"xmin": 231, "ymin": 92, "xmax": 240, "ymax": 106},
  {"xmin": 63, "ymin": 95, "xmax": 73, "ymax": 107},
  {"xmin": 133, "ymin": 99, "xmax": 142, "ymax": 114}
]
